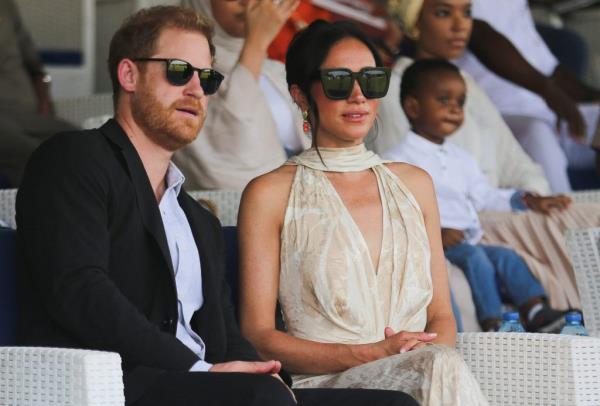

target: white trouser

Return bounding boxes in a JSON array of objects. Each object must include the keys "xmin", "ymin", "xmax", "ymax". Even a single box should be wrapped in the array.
[{"xmin": 504, "ymin": 103, "xmax": 599, "ymax": 194}]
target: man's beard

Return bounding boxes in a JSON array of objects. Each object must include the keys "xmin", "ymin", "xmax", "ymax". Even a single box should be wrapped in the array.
[{"xmin": 131, "ymin": 83, "xmax": 205, "ymax": 152}]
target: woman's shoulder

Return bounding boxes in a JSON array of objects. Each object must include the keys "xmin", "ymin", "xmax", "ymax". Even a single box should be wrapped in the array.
[
  {"xmin": 384, "ymin": 162, "xmax": 435, "ymax": 210},
  {"xmin": 384, "ymin": 161, "xmax": 431, "ymax": 183},
  {"xmin": 241, "ymin": 164, "xmax": 297, "ymax": 212}
]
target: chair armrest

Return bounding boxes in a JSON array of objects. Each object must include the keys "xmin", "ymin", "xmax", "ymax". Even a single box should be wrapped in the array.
[
  {"xmin": 457, "ymin": 332, "xmax": 600, "ymax": 405},
  {"xmin": 0, "ymin": 347, "xmax": 124, "ymax": 406},
  {"xmin": 570, "ymin": 190, "xmax": 600, "ymax": 205}
]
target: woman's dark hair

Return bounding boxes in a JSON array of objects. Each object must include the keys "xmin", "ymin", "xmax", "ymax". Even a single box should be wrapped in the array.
[{"xmin": 285, "ymin": 20, "xmax": 384, "ymax": 151}]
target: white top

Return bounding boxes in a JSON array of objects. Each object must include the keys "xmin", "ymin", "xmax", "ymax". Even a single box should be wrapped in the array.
[
  {"xmin": 259, "ymin": 74, "xmax": 303, "ymax": 154},
  {"xmin": 383, "ymin": 131, "xmax": 516, "ymax": 244},
  {"xmin": 454, "ymin": 0, "xmax": 558, "ymax": 122},
  {"xmin": 158, "ymin": 162, "xmax": 211, "ymax": 372}
]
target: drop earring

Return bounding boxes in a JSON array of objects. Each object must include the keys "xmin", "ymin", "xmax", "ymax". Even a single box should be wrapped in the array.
[{"xmin": 302, "ymin": 110, "xmax": 310, "ymax": 134}]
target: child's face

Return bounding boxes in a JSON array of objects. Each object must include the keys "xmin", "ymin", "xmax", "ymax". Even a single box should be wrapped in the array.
[{"xmin": 406, "ymin": 71, "xmax": 466, "ymax": 143}]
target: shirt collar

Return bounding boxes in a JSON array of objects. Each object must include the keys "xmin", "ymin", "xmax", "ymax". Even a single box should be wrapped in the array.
[
  {"xmin": 164, "ymin": 161, "xmax": 186, "ymax": 197},
  {"xmin": 405, "ymin": 130, "xmax": 450, "ymax": 153}
]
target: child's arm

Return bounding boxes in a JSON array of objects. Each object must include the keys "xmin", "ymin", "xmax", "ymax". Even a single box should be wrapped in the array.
[{"xmin": 522, "ymin": 193, "xmax": 572, "ymax": 214}]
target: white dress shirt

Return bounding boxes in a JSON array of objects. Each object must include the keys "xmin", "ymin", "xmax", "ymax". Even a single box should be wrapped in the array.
[
  {"xmin": 383, "ymin": 131, "xmax": 517, "ymax": 244},
  {"xmin": 158, "ymin": 162, "xmax": 212, "ymax": 371}
]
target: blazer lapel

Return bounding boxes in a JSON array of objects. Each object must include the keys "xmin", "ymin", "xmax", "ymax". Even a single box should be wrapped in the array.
[{"xmin": 100, "ymin": 120, "xmax": 176, "ymax": 284}]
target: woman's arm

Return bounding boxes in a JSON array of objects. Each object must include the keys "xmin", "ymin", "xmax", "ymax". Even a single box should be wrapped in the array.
[
  {"xmin": 469, "ymin": 19, "xmax": 586, "ymax": 138},
  {"xmin": 238, "ymin": 168, "xmax": 436, "ymax": 374},
  {"xmin": 239, "ymin": 0, "xmax": 298, "ymax": 78},
  {"xmin": 389, "ymin": 164, "xmax": 457, "ymax": 347}
]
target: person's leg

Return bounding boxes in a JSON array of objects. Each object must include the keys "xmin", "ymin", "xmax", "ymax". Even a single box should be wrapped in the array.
[
  {"xmin": 480, "ymin": 245, "xmax": 545, "ymax": 307},
  {"xmin": 295, "ymin": 388, "xmax": 419, "ymax": 406},
  {"xmin": 444, "ymin": 243, "xmax": 503, "ymax": 327},
  {"xmin": 481, "ymin": 245, "xmax": 565, "ymax": 332},
  {"xmin": 504, "ymin": 114, "xmax": 572, "ymax": 193},
  {"xmin": 131, "ymin": 371, "xmax": 295, "ymax": 406}
]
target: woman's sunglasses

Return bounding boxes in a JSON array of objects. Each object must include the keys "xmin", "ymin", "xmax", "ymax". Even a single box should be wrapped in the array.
[
  {"xmin": 317, "ymin": 67, "xmax": 391, "ymax": 100},
  {"xmin": 133, "ymin": 58, "xmax": 225, "ymax": 95}
]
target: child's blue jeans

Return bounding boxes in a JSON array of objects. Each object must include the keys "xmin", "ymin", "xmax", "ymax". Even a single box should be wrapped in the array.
[{"xmin": 444, "ymin": 243, "xmax": 545, "ymax": 323}]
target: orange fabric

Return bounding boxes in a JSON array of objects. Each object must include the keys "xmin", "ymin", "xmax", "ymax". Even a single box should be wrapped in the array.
[{"xmin": 268, "ymin": 1, "xmax": 333, "ymax": 63}]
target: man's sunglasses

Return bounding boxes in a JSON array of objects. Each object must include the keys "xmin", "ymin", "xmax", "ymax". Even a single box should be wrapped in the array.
[
  {"xmin": 133, "ymin": 58, "xmax": 224, "ymax": 95},
  {"xmin": 317, "ymin": 67, "xmax": 391, "ymax": 100}
]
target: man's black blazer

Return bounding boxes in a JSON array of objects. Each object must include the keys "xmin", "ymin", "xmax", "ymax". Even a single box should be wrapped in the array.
[{"xmin": 16, "ymin": 119, "xmax": 260, "ymax": 403}]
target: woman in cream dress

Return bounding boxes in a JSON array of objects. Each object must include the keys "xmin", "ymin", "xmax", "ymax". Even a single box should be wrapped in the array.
[
  {"xmin": 380, "ymin": 0, "xmax": 600, "ymax": 311},
  {"xmin": 237, "ymin": 20, "xmax": 488, "ymax": 405}
]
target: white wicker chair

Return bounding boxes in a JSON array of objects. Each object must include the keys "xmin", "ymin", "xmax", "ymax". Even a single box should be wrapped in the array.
[
  {"xmin": 2, "ymin": 335, "xmax": 599, "ymax": 406},
  {"xmin": 188, "ymin": 189, "xmax": 242, "ymax": 226},
  {"xmin": 0, "ymin": 189, "xmax": 243, "ymax": 229},
  {"xmin": 457, "ymin": 332, "xmax": 600, "ymax": 405},
  {"xmin": 570, "ymin": 190, "xmax": 600, "ymax": 205},
  {"xmin": 565, "ymin": 227, "xmax": 600, "ymax": 338},
  {"xmin": 0, "ymin": 189, "xmax": 17, "ymax": 229},
  {"xmin": 0, "ymin": 347, "xmax": 124, "ymax": 406},
  {"xmin": 54, "ymin": 93, "xmax": 114, "ymax": 129}
]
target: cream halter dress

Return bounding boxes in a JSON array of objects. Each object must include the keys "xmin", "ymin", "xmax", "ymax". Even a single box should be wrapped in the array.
[{"xmin": 279, "ymin": 145, "xmax": 488, "ymax": 405}]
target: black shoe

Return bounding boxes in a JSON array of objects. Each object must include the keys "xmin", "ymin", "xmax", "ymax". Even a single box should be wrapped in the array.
[
  {"xmin": 481, "ymin": 318, "xmax": 502, "ymax": 332},
  {"xmin": 526, "ymin": 307, "xmax": 566, "ymax": 333}
]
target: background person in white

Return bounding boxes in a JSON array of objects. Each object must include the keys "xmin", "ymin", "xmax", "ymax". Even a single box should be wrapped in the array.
[
  {"xmin": 383, "ymin": 59, "xmax": 567, "ymax": 332},
  {"xmin": 454, "ymin": 0, "xmax": 600, "ymax": 193},
  {"xmin": 175, "ymin": 0, "xmax": 310, "ymax": 190}
]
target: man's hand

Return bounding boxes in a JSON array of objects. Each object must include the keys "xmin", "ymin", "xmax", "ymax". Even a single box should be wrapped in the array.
[
  {"xmin": 370, "ymin": 327, "xmax": 437, "ymax": 357},
  {"xmin": 441, "ymin": 228, "xmax": 465, "ymax": 249},
  {"xmin": 523, "ymin": 193, "xmax": 572, "ymax": 215},
  {"xmin": 209, "ymin": 359, "xmax": 282, "ymax": 374}
]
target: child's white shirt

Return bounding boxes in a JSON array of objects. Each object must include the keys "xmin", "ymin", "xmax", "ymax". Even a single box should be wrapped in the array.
[{"xmin": 382, "ymin": 131, "xmax": 517, "ymax": 244}]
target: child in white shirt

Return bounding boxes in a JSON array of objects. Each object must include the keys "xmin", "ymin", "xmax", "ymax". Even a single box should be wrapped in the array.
[{"xmin": 383, "ymin": 59, "xmax": 567, "ymax": 332}]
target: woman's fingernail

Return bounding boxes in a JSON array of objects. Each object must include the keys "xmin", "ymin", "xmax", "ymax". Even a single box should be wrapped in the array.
[
  {"xmin": 428, "ymin": 333, "xmax": 437, "ymax": 337},
  {"xmin": 400, "ymin": 348, "xmax": 406, "ymax": 354}
]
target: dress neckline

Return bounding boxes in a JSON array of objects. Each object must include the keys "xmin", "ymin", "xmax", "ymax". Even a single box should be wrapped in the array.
[{"xmin": 287, "ymin": 144, "xmax": 389, "ymax": 172}]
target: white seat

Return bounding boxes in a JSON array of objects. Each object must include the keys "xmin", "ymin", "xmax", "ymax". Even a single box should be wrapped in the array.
[
  {"xmin": 187, "ymin": 189, "xmax": 242, "ymax": 226},
  {"xmin": 570, "ymin": 190, "xmax": 600, "ymax": 205},
  {"xmin": 565, "ymin": 227, "xmax": 600, "ymax": 338},
  {"xmin": 457, "ymin": 332, "xmax": 600, "ymax": 405},
  {"xmin": 0, "ymin": 189, "xmax": 17, "ymax": 229},
  {"xmin": 54, "ymin": 93, "xmax": 114, "ymax": 128},
  {"xmin": 0, "ymin": 347, "xmax": 124, "ymax": 406}
]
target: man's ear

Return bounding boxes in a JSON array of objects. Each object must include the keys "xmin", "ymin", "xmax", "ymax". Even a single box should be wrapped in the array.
[
  {"xmin": 117, "ymin": 59, "xmax": 139, "ymax": 94},
  {"xmin": 290, "ymin": 84, "xmax": 310, "ymax": 112},
  {"xmin": 403, "ymin": 96, "xmax": 420, "ymax": 121}
]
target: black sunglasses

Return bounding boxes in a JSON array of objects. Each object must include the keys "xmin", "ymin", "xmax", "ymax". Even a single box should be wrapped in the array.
[
  {"xmin": 133, "ymin": 58, "xmax": 224, "ymax": 95},
  {"xmin": 317, "ymin": 67, "xmax": 391, "ymax": 100}
]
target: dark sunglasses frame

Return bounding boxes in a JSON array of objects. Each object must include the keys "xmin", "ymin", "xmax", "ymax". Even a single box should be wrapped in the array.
[
  {"xmin": 316, "ymin": 67, "xmax": 391, "ymax": 100},
  {"xmin": 132, "ymin": 58, "xmax": 224, "ymax": 95}
]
